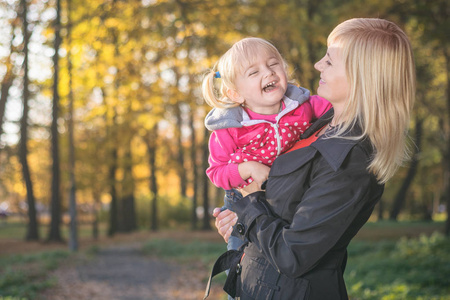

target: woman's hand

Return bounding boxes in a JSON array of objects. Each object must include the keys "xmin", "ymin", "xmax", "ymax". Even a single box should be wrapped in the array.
[
  {"xmin": 212, "ymin": 207, "xmax": 238, "ymax": 243},
  {"xmin": 239, "ymin": 181, "xmax": 262, "ymax": 197}
]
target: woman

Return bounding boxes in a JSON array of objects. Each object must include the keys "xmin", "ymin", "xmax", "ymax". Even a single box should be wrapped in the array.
[{"xmin": 208, "ymin": 18, "xmax": 416, "ymax": 299}]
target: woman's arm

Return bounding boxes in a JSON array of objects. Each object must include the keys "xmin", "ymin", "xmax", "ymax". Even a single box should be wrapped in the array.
[
  {"xmin": 212, "ymin": 180, "xmax": 263, "ymax": 243},
  {"xmin": 229, "ymin": 145, "xmax": 383, "ymax": 278}
]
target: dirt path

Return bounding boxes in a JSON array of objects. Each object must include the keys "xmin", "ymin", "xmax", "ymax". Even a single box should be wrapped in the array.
[{"xmin": 32, "ymin": 232, "xmax": 226, "ymax": 300}]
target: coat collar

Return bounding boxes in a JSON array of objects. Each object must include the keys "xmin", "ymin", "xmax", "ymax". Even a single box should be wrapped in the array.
[
  {"xmin": 311, "ymin": 135, "xmax": 360, "ymax": 172},
  {"xmin": 270, "ymin": 109, "xmax": 369, "ymax": 175},
  {"xmin": 304, "ymin": 108, "xmax": 366, "ymax": 171}
]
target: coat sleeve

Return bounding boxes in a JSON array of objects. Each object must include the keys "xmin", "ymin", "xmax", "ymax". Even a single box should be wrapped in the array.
[
  {"xmin": 206, "ymin": 129, "xmax": 247, "ymax": 190},
  {"xmin": 230, "ymin": 145, "xmax": 382, "ymax": 278}
]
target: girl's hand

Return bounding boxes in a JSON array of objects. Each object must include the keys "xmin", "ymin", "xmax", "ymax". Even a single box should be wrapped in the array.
[
  {"xmin": 212, "ymin": 207, "xmax": 238, "ymax": 243},
  {"xmin": 238, "ymin": 161, "xmax": 270, "ymax": 189}
]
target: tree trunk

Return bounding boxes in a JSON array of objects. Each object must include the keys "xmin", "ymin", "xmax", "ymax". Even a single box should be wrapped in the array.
[
  {"xmin": 67, "ymin": 0, "xmax": 78, "ymax": 251},
  {"xmin": 120, "ymin": 145, "xmax": 137, "ymax": 232},
  {"xmin": 202, "ymin": 126, "xmax": 211, "ymax": 230},
  {"xmin": 20, "ymin": 0, "xmax": 39, "ymax": 241},
  {"xmin": 390, "ymin": 118, "xmax": 423, "ymax": 220},
  {"xmin": 107, "ymin": 123, "xmax": 119, "ymax": 236},
  {"xmin": 104, "ymin": 79, "xmax": 118, "ymax": 237},
  {"xmin": 377, "ymin": 199, "xmax": 383, "ymax": 221},
  {"xmin": 47, "ymin": 0, "xmax": 63, "ymax": 242},
  {"xmin": 0, "ymin": 41, "xmax": 15, "ymax": 140},
  {"xmin": 108, "ymin": 28, "xmax": 121, "ymax": 237},
  {"xmin": 0, "ymin": 10, "xmax": 21, "ymax": 141},
  {"xmin": 0, "ymin": 67, "xmax": 12, "ymax": 140},
  {"xmin": 445, "ymin": 154, "xmax": 450, "ymax": 236},
  {"xmin": 121, "ymin": 195, "xmax": 136, "ymax": 232},
  {"xmin": 118, "ymin": 93, "xmax": 137, "ymax": 233},
  {"xmin": 189, "ymin": 106, "xmax": 198, "ymax": 230},
  {"xmin": 147, "ymin": 123, "xmax": 159, "ymax": 231},
  {"xmin": 92, "ymin": 189, "xmax": 100, "ymax": 239},
  {"xmin": 444, "ymin": 49, "xmax": 450, "ymax": 236},
  {"xmin": 174, "ymin": 103, "xmax": 187, "ymax": 198}
]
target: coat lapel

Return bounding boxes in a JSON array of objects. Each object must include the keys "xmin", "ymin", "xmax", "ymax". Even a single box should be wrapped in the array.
[{"xmin": 269, "ymin": 147, "xmax": 317, "ymax": 176}]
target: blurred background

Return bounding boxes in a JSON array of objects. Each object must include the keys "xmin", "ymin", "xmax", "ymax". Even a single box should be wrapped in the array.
[
  {"xmin": 0, "ymin": 0, "xmax": 449, "ymax": 237},
  {"xmin": 0, "ymin": 0, "xmax": 449, "ymax": 299},
  {"xmin": 0, "ymin": 0, "xmax": 449, "ymax": 239}
]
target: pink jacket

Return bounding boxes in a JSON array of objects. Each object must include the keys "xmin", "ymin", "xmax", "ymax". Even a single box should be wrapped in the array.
[{"xmin": 205, "ymin": 86, "xmax": 331, "ymax": 190}]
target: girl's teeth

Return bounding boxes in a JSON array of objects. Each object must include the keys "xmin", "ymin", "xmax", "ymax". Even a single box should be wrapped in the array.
[{"xmin": 263, "ymin": 82, "xmax": 276, "ymax": 92}]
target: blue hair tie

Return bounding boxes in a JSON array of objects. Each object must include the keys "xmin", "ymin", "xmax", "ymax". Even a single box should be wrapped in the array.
[{"xmin": 214, "ymin": 71, "xmax": 221, "ymax": 78}]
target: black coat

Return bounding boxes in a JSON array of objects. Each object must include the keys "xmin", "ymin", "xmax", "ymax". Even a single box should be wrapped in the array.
[{"xmin": 230, "ymin": 114, "xmax": 384, "ymax": 300}]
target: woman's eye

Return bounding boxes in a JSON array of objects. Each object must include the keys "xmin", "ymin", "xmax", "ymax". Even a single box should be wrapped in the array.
[
  {"xmin": 326, "ymin": 60, "xmax": 332, "ymax": 66},
  {"xmin": 270, "ymin": 63, "xmax": 279, "ymax": 66}
]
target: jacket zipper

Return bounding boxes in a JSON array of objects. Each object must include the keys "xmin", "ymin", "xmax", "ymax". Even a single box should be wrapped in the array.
[{"xmin": 272, "ymin": 123, "xmax": 282, "ymax": 156}]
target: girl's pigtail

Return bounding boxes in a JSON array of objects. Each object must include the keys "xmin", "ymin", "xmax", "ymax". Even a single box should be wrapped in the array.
[{"xmin": 202, "ymin": 70, "xmax": 220, "ymax": 108}]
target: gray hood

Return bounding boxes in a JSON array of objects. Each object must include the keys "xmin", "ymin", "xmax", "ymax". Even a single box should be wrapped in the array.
[{"xmin": 204, "ymin": 84, "xmax": 311, "ymax": 131}]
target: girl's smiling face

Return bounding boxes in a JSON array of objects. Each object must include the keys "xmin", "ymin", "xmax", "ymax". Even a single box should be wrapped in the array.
[
  {"xmin": 229, "ymin": 50, "xmax": 288, "ymax": 115},
  {"xmin": 314, "ymin": 44, "xmax": 350, "ymax": 109}
]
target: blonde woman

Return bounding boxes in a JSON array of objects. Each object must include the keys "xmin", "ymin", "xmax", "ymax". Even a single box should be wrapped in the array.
[{"xmin": 208, "ymin": 18, "xmax": 415, "ymax": 300}]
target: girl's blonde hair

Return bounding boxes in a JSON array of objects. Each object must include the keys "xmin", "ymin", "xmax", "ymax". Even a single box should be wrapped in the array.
[
  {"xmin": 202, "ymin": 37, "xmax": 288, "ymax": 109},
  {"xmin": 329, "ymin": 18, "xmax": 416, "ymax": 183}
]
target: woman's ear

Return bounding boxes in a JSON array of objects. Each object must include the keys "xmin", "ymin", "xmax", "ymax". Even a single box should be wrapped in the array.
[{"xmin": 227, "ymin": 89, "xmax": 245, "ymax": 105}]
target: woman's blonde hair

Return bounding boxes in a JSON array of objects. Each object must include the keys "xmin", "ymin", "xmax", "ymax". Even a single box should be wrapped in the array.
[
  {"xmin": 202, "ymin": 37, "xmax": 288, "ymax": 109},
  {"xmin": 328, "ymin": 18, "xmax": 416, "ymax": 183}
]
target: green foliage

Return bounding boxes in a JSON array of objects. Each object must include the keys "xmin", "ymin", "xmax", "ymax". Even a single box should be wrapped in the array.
[
  {"xmin": 141, "ymin": 233, "xmax": 450, "ymax": 299},
  {"xmin": 135, "ymin": 195, "xmax": 192, "ymax": 229},
  {"xmin": 0, "ymin": 223, "xmax": 30, "ymax": 240},
  {"xmin": 346, "ymin": 233, "xmax": 450, "ymax": 299},
  {"xmin": 141, "ymin": 238, "xmax": 227, "ymax": 264},
  {"xmin": 0, "ymin": 226, "xmax": 448, "ymax": 299},
  {"xmin": 0, "ymin": 251, "xmax": 70, "ymax": 299},
  {"xmin": 0, "ymin": 221, "xmax": 107, "ymax": 240}
]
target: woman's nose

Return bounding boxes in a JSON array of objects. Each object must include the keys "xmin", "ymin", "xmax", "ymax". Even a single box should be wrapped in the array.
[{"xmin": 314, "ymin": 60, "xmax": 322, "ymax": 71}]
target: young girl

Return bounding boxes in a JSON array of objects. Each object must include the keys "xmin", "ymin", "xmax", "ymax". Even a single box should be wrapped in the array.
[{"xmin": 202, "ymin": 37, "xmax": 331, "ymax": 252}]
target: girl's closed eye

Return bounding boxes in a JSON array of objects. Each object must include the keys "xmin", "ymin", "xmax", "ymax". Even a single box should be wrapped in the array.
[{"xmin": 326, "ymin": 60, "xmax": 332, "ymax": 66}]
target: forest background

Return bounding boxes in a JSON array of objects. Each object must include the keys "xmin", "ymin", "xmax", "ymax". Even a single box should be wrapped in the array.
[{"xmin": 0, "ymin": 0, "xmax": 449, "ymax": 247}]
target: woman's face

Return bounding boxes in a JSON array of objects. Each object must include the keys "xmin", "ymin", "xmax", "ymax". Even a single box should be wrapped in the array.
[{"xmin": 314, "ymin": 44, "xmax": 349, "ymax": 107}]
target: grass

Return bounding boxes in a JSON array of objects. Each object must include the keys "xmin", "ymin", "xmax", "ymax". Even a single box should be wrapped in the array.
[
  {"xmin": 142, "ymin": 238, "xmax": 228, "ymax": 263},
  {"xmin": 143, "ymin": 221, "xmax": 450, "ymax": 300},
  {"xmin": 0, "ymin": 250, "xmax": 70, "ymax": 300},
  {"xmin": 346, "ymin": 233, "xmax": 450, "ymax": 300},
  {"xmin": 0, "ymin": 219, "xmax": 107, "ymax": 240},
  {"xmin": 353, "ymin": 220, "xmax": 445, "ymax": 241},
  {"xmin": 0, "ymin": 220, "xmax": 448, "ymax": 299},
  {"xmin": 140, "ymin": 228, "xmax": 450, "ymax": 300}
]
